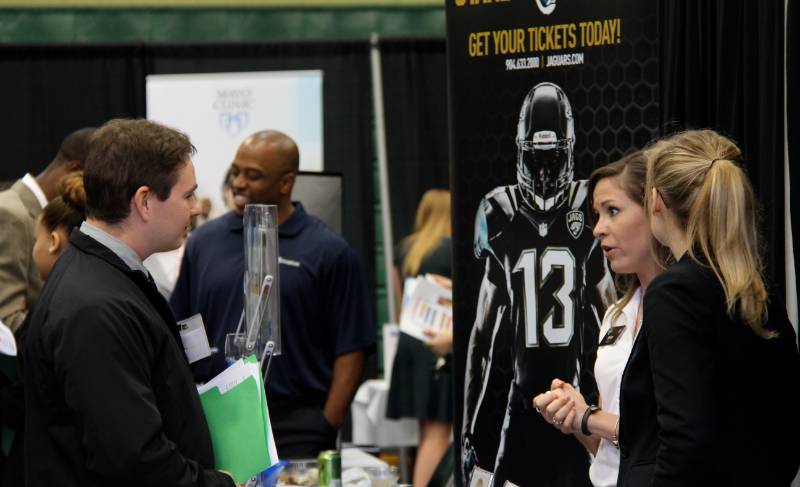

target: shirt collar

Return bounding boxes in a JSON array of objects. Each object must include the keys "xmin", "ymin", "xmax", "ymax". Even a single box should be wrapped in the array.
[
  {"xmin": 279, "ymin": 202, "xmax": 307, "ymax": 238},
  {"xmin": 225, "ymin": 210, "xmax": 244, "ymax": 232},
  {"xmin": 226, "ymin": 202, "xmax": 308, "ymax": 237},
  {"xmin": 79, "ymin": 221, "xmax": 150, "ymax": 276},
  {"xmin": 21, "ymin": 173, "xmax": 48, "ymax": 209}
]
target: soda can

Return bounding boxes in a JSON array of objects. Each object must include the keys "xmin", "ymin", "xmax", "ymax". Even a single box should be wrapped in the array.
[{"xmin": 317, "ymin": 450, "xmax": 342, "ymax": 487}]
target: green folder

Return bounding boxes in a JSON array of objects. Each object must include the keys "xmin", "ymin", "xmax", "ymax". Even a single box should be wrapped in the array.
[{"xmin": 199, "ymin": 355, "xmax": 278, "ymax": 483}]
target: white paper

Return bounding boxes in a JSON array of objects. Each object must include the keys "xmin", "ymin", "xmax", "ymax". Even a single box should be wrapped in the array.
[
  {"xmin": 0, "ymin": 319, "xmax": 16, "ymax": 356},
  {"xmin": 197, "ymin": 358, "xmax": 262, "ymax": 396},
  {"xmin": 177, "ymin": 313, "xmax": 212, "ymax": 364},
  {"xmin": 398, "ymin": 275, "xmax": 453, "ymax": 342}
]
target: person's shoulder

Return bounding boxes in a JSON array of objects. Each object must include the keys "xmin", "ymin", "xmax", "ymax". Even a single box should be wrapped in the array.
[
  {"xmin": 654, "ymin": 256, "xmax": 714, "ymax": 284},
  {"xmin": 52, "ymin": 246, "xmax": 131, "ymax": 292},
  {"xmin": 0, "ymin": 185, "xmax": 27, "ymax": 219},
  {"xmin": 302, "ymin": 213, "xmax": 350, "ymax": 251},
  {"xmin": 0, "ymin": 185, "xmax": 16, "ymax": 203},
  {"xmin": 40, "ymin": 249, "xmax": 135, "ymax": 320},
  {"xmin": 566, "ymin": 179, "xmax": 590, "ymax": 210},
  {"xmin": 193, "ymin": 212, "xmax": 236, "ymax": 237},
  {"xmin": 479, "ymin": 185, "xmax": 519, "ymax": 222},
  {"xmin": 0, "ymin": 181, "xmax": 21, "ymax": 200},
  {"xmin": 474, "ymin": 185, "xmax": 518, "ymax": 257},
  {"xmin": 648, "ymin": 256, "xmax": 720, "ymax": 303},
  {"xmin": 186, "ymin": 212, "xmax": 238, "ymax": 251}
]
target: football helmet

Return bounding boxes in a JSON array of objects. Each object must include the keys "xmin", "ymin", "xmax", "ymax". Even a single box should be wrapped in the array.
[{"xmin": 516, "ymin": 82, "xmax": 575, "ymax": 212}]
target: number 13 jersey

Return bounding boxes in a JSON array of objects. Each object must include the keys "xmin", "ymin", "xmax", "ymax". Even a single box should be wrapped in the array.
[{"xmin": 474, "ymin": 180, "xmax": 612, "ymax": 399}]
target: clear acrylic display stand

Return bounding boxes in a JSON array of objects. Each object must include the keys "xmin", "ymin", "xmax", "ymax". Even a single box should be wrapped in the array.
[{"xmin": 243, "ymin": 204, "xmax": 282, "ymax": 384}]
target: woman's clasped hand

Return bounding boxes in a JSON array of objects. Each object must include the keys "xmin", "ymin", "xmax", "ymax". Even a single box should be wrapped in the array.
[{"xmin": 533, "ymin": 378, "xmax": 589, "ymax": 435}]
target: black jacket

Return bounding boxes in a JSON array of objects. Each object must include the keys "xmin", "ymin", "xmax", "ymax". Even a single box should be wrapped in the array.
[
  {"xmin": 617, "ymin": 254, "xmax": 800, "ymax": 487},
  {"xmin": 0, "ymin": 314, "xmax": 28, "ymax": 487},
  {"xmin": 23, "ymin": 230, "xmax": 234, "ymax": 487}
]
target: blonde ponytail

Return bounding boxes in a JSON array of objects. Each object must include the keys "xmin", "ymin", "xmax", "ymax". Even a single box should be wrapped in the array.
[{"xmin": 645, "ymin": 130, "xmax": 771, "ymax": 337}]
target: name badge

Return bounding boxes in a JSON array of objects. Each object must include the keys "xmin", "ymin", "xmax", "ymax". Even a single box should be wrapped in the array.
[
  {"xmin": 177, "ymin": 313, "xmax": 212, "ymax": 364},
  {"xmin": 599, "ymin": 325, "xmax": 626, "ymax": 346},
  {"xmin": 469, "ymin": 467, "xmax": 493, "ymax": 487}
]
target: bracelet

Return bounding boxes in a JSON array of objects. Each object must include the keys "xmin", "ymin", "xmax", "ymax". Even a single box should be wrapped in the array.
[
  {"xmin": 611, "ymin": 418, "xmax": 620, "ymax": 448},
  {"xmin": 580, "ymin": 405, "xmax": 600, "ymax": 436}
]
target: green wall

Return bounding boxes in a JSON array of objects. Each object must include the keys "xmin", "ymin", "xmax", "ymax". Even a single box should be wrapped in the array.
[{"xmin": 0, "ymin": 6, "xmax": 444, "ymax": 43}]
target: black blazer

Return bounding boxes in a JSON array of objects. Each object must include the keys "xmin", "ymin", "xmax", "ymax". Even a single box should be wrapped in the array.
[
  {"xmin": 23, "ymin": 230, "xmax": 234, "ymax": 487},
  {"xmin": 617, "ymin": 254, "xmax": 800, "ymax": 487}
]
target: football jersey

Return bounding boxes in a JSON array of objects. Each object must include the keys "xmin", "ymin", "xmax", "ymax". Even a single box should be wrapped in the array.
[{"xmin": 475, "ymin": 181, "xmax": 610, "ymax": 399}]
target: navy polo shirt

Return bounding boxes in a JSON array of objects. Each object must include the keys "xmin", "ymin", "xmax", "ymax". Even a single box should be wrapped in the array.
[{"xmin": 170, "ymin": 203, "xmax": 375, "ymax": 403}]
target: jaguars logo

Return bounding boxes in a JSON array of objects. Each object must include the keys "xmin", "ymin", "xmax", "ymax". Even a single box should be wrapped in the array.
[
  {"xmin": 536, "ymin": 0, "xmax": 556, "ymax": 15},
  {"xmin": 566, "ymin": 210, "xmax": 584, "ymax": 239}
]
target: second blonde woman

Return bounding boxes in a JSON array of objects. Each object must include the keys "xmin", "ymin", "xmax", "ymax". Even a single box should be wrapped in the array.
[{"xmin": 386, "ymin": 189, "xmax": 452, "ymax": 487}]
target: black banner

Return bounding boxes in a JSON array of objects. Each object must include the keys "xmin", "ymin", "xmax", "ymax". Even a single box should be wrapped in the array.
[{"xmin": 447, "ymin": 1, "xmax": 659, "ymax": 486}]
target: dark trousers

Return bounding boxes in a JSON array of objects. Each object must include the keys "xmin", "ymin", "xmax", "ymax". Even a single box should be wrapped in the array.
[{"xmin": 268, "ymin": 402, "xmax": 337, "ymax": 459}]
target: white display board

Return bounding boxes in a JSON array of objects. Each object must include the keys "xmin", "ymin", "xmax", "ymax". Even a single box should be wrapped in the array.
[{"xmin": 146, "ymin": 70, "xmax": 323, "ymax": 217}]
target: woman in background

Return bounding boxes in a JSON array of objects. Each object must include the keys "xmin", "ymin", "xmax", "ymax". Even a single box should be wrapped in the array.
[
  {"xmin": 534, "ymin": 151, "xmax": 671, "ymax": 487},
  {"xmin": 617, "ymin": 129, "xmax": 799, "ymax": 486},
  {"xmin": 0, "ymin": 172, "xmax": 86, "ymax": 487},
  {"xmin": 32, "ymin": 173, "xmax": 87, "ymax": 281},
  {"xmin": 386, "ymin": 189, "xmax": 452, "ymax": 487}
]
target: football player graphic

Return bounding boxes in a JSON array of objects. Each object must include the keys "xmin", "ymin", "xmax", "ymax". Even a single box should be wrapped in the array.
[{"xmin": 461, "ymin": 82, "xmax": 614, "ymax": 487}]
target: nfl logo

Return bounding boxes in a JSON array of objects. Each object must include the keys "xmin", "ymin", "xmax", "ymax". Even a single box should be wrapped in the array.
[{"xmin": 566, "ymin": 210, "xmax": 584, "ymax": 239}]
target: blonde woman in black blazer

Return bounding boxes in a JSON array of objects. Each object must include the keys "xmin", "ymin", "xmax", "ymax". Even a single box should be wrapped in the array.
[{"xmin": 617, "ymin": 130, "xmax": 800, "ymax": 486}]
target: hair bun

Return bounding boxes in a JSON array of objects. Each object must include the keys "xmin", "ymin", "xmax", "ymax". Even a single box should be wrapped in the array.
[{"xmin": 58, "ymin": 172, "xmax": 86, "ymax": 211}]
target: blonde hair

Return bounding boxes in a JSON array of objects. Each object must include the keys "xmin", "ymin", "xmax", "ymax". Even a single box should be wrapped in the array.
[
  {"xmin": 644, "ymin": 129, "xmax": 771, "ymax": 337},
  {"xmin": 401, "ymin": 189, "xmax": 452, "ymax": 277},
  {"xmin": 588, "ymin": 151, "xmax": 673, "ymax": 322}
]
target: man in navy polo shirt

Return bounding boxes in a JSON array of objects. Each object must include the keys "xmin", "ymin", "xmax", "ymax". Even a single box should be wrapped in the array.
[{"xmin": 171, "ymin": 130, "xmax": 375, "ymax": 458}]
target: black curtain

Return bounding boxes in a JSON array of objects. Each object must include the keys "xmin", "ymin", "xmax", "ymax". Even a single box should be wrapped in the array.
[
  {"xmin": 0, "ymin": 45, "xmax": 145, "ymax": 181},
  {"xmin": 380, "ymin": 38, "xmax": 450, "ymax": 243},
  {"xmin": 659, "ymin": 0, "xmax": 787, "ymax": 299}
]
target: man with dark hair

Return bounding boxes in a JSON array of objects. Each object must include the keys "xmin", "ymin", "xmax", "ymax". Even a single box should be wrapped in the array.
[
  {"xmin": 171, "ymin": 130, "xmax": 375, "ymax": 459},
  {"xmin": 0, "ymin": 127, "xmax": 94, "ymax": 331},
  {"xmin": 23, "ymin": 119, "xmax": 237, "ymax": 487}
]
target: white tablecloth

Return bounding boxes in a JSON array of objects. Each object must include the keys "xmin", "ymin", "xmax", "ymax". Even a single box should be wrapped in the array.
[{"xmin": 351, "ymin": 379, "xmax": 418, "ymax": 447}]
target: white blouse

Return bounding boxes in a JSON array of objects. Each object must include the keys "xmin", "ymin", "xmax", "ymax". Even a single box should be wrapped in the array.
[{"xmin": 589, "ymin": 287, "xmax": 641, "ymax": 487}]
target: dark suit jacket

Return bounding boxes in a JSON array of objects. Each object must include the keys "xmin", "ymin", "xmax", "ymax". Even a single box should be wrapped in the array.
[
  {"xmin": 23, "ymin": 230, "xmax": 234, "ymax": 487},
  {"xmin": 617, "ymin": 254, "xmax": 800, "ymax": 487}
]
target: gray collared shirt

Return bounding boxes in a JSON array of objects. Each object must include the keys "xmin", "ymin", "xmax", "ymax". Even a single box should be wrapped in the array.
[{"xmin": 79, "ymin": 221, "xmax": 151, "ymax": 277}]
